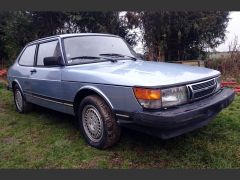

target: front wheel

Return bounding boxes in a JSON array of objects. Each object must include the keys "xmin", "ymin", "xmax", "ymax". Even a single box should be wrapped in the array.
[{"xmin": 78, "ymin": 95, "xmax": 121, "ymax": 149}]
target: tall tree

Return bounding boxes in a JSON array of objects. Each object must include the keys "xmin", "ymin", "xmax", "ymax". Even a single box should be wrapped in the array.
[
  {"xmin": 30, "ymin": 11, "xmax": 69, "ymax": 37},
  {"xmin": 140, "ymin": 11, "xmax": 229, "ymax": 61},
  {"xmin": 0, "ymin": 11, "xmax": 35, "ymax": 63},
  {"xmin": 0, "ymin": 12, "xmax": 10, "ymax": 62},
  {"xmin": 68, "ymin": 11, "xmax": 138, "ymax": 46},
  {"xmin": 0, "ymin": 11, "xmax": 138, "ymax": 66}
]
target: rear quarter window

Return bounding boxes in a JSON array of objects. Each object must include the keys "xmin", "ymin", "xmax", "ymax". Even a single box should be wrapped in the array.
[{"xmin": 18, "ymin": 45, "xmax": 37, "ymax": 66}]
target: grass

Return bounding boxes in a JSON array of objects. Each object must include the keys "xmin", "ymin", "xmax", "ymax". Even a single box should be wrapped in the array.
[{"xmin": 0, "ymin": 83, "xmax": 240, "ymax": 169}]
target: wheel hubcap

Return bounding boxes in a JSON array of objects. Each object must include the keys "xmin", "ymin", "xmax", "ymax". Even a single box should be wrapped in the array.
[
  {"xmin": 15, "ymin": 89, "xmax": 23, "ymax": 111},
  {"xmin": 82, "ymin": 105, "xmax": 103, "ymax": 142}
]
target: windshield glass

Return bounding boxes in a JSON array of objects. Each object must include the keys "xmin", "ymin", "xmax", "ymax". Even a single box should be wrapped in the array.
[{"xmin": 63, "ymin": 35, "xmax": 138, "ymax": 65}]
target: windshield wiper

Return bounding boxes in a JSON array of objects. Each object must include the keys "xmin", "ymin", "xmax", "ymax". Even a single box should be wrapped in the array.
[
  {"xmin": 99, "ymin": 53, "xmax": 137, "ymax": 61},
  {"xmin": 70, "ymin": 56, "xmax": 117, "ymax": 62}
]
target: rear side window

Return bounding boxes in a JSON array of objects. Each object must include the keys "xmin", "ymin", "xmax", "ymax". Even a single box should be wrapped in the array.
[
  {"xmin": 18, "ymin": 45, "xmax": 36, "ymax": 66},
  {"xmin": 37, "ymin": 40, "xmax": 61, "ymax": 66}
]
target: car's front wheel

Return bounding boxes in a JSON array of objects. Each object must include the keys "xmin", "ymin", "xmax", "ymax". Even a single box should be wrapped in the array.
[
  {"xmin": 78, "ymin": 95, "xmax": 121, "ymax": 149},
  {"xmin": 13, "ymin": 84, "xmax": 32, "ymax": 113}
]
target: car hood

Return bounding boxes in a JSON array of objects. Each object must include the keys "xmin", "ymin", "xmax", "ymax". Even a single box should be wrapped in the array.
[{"xmin": 62, "ymin": 60, "xmax": 220, "ymax": 87}]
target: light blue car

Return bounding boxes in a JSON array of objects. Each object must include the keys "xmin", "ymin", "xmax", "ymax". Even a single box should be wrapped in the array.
[{"xmin": 7, "ymin": 33, "xmax": 235, "ymax": 149}]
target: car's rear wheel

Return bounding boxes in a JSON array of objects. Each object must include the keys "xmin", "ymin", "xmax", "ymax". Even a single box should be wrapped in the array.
[
  {"xmin": 78, "ymin": 95, "xmax": 121, "ymax": 149},
  {"xmin": 13, "ymin": 84, "xmax": 32, "ymax": 113}
]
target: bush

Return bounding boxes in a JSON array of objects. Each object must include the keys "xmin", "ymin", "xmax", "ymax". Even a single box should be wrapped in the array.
[
  {"xmin": 0, "ymin": 82, "xmax": 4, "ymax": 89},
  {"xmin": 205, "ymin": 39, "xmax": 240, "ymax": 82},
  {"xmin": 205, "ymin": 52, "xmax": 240, "ymax": 82}
]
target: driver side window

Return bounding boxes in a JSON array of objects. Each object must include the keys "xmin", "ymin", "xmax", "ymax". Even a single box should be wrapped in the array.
[{"xmin": 37, "ymin": 40, "xmax": 61, "ymax": 66}]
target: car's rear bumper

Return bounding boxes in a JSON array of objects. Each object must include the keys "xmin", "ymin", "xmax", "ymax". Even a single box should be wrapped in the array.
[{"xmin": 116, "ymin": 88, "xmax": 235, "ymax": 139}]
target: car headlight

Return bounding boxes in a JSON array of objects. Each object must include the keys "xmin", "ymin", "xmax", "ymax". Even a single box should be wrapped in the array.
[
  {"xmin": 133, "ymin": 86, "xmax": 188, "ymax": 109},
  {"xmin": 133, "ymin": 87, "xmax": 162, "ymax": 109},
  {"xmin": 161, "ymin": 86, "xmax": 188, "ymax": 108},
  {"xmin": 215, "ymin": 76, "xmax": 221, "ymax": 92}
]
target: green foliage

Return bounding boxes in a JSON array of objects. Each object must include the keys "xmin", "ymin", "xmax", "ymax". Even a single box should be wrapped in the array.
[
  {"xmin": 0, "ymin": 11, "xmax": 137, "ymax": 66},
  {"xmin": 68, "ymin": 12, "xmax": 138, "ymax": 46},
  {"xmin": 1, "ymin": 11, "xmax": 35, "ymax": 64},
  {"xmin": 0, "ymin": 11, "xmax": 230, "ymax": 65},
  {"xmin": 140, "ymin": 11, "xmax": 229, "ymax": 61},
  {"xmin": 31, "ymin": 11, "xmax": 69, "ymax": 37}
]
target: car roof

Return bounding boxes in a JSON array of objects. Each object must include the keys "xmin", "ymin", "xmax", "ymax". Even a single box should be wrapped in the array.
[{"xmin": 28, "ymin": 33, "xmax": 120, "ymax": 45}]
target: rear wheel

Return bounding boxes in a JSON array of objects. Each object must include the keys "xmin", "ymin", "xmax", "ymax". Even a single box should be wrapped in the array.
[
  {"xmin": 78, "ymin": 95, "xmax": 121, "ymax": 149},
  {"xmin": 13, "ymin": 84, "xmax": 32, "ymax": 113}
]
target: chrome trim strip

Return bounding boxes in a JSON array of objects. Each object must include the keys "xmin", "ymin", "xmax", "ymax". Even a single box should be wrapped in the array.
[
  {"xmin": 28, "ymin": 78, "xmax": 61, "ymax": 82},
  {"xmin": 116, "ymin": 113, "xmax": 130, "ymax": 118},
  {"xmin": 27, "ymin": 93, "xmax": 73, "ymax": 107},
  {"xmin": 10, "ymin": 76, "xmax": 61, "ymax": 82}
]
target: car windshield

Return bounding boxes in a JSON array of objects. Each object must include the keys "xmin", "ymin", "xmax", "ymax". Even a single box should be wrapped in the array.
[{"xmin": 63, "ymin": 35, "xmax": 138, "ymax": 65}]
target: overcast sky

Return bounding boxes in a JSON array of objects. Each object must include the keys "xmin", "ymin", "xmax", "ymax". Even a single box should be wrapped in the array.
[
  {"xmin": 132, "ymin": 11, "xmax": 240, "ymax": 53},
  {"xmin": 215, "ymin": 11, "xmax": 240, "ymax": 52}
]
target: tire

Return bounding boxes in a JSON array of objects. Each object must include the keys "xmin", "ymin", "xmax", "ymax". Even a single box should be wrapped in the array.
[
  {"xmin": 78, "ymin": 95, "xmax": 121, "ymax": 149},
  {"xmin": 13, "ymin": 84, "xmax": 32, "ymax": 113}
]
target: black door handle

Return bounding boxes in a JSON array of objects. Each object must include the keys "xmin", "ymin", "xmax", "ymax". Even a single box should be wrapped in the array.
[{"xmin": 30, "ymin": 69, "xmax": 37, "ymax": 74}]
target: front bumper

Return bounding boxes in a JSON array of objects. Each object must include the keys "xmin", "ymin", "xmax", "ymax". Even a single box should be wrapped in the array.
[{"xmin": 117, "ymin": 88, "xmax": 235, "ymax": 139}]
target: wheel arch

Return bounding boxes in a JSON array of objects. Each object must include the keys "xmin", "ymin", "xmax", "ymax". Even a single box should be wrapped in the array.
[
  {"xmin": 12, "ymin": 79, "xmax": 23, "ymax": 93},
  {"xmin": 73, "ymin": 86, "xmax": 114, "ymax": 115}
]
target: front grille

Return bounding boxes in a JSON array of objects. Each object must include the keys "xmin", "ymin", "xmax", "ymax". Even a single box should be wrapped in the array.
[
  {"xmin": 188, "ymin": 78, "xmax": 217, "ymax": 100},
  {"xmin": 194, "ymin": 86, "xmax": 216, "ymax": 99},
  {"xmin": 192, "ymin": 79, "xmax": 215, "ymax": 90}
]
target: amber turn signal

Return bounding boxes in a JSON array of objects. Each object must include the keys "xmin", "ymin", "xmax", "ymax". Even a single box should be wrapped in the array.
[{"xmin": 133, "ymin": 87, "xmax": 161, "ymax": 100}]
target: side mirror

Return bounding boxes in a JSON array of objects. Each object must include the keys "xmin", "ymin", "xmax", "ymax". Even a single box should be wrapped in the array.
[{"xmin": 43, "ymin": 56, "xmax": 63, "ymax": 66}]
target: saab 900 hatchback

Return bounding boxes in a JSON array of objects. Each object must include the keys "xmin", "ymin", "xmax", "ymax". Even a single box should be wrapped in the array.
[{"xmin": 7, "ymin": 33, "xmax": 235, "ymax": 149}]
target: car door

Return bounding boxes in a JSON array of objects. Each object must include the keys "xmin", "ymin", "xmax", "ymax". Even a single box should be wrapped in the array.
[
  {"xmin": 28, "ymin": 39, "xmax": 64, "ymax": 112},
  {"xmin": 16, "ymin": 44, "xmax": 37, "ymax": 93}
]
